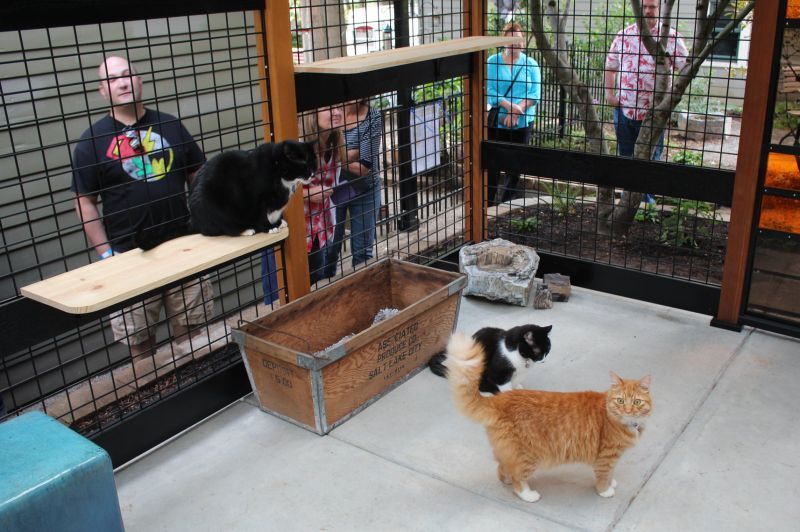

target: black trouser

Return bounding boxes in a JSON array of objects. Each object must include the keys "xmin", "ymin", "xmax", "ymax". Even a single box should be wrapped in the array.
[{"xmin": 487, "ymin": 125, "xmax": 533, "ymax": 206}]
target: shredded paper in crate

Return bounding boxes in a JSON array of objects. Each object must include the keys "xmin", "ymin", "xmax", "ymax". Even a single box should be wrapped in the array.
[{"xmin": 318, "ymin": 308, "xmax": 402, "ymax": 355}]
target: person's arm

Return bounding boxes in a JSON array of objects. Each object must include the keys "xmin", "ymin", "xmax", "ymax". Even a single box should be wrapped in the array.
[
  {"xmin": 347, "ymin": 109, "xmax": 382, "ymax": 177},
  {"xmin": 74, "ymin": 194, "xmax": 113, "ymax": 258},
  {"xmin": 303, "ymin": 179, "xmax": 332, "ymax": 202},
  {"xmin": 604, "ymin": 69, "xmax": 620, "ymax": 107},
  {"xmin": 518, "ymin": 59, "xmax": 542, "ymax": 113},
  {"xmin": 673, "ymin": 33, "xmax": 689, "ymax": 73},
  {"xmin": 345, "ymin": 147, "xmax": 365, "ymax": 176},
  {"xmin": 486, "ymin": 55, "xmax": 500, "ymax": 109},
  {"xmin": 605, "ymin": 32, "xmax": 623, "ymax": 107}
]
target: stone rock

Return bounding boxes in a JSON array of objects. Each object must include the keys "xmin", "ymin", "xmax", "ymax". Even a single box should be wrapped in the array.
[
  {"xmin": 543, "ymin": 273, "xmax": 571, "ymax": 302},
  {"xmin": 533, "ymin": 283, "xmax": 553, "ymax": 309},
  {"xmin": 459, "ymin": 239, "xmax": 539, "ymax": 306},
  {"xmin": 676, "ymin": 111, "xmax": 732, "ymax": 142}
]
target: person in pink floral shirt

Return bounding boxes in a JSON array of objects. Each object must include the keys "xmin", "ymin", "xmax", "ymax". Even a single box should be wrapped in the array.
[
  {"xmin": 301, "ymin": 105, "xmax": 345, "ymax": 284},
  {"xmin": 604, "ymin": 0, "xmax": 688, "ymax": 202}
]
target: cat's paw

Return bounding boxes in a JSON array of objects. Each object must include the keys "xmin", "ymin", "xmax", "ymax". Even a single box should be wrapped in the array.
[
  {"xmin": 267, "ymin": 220, "xmax": 288, "ymax": 234},
  {"xmin": 497, "ymin": 382, "xmax": 513, "ymax": 393},
  {"xmin": 514, "ymin": 484, "xmax": 541, "ymax": 503},
  {"xmin": 240, "ymin": 228, "xmax": 256, "ymax": 236},
  {"xmin": 597, "ymin": 484, "xmax": 616, "ymax": 498},
  {"xmin": 611, "ymin": 478, "xmax": 618, "ymax": 488},
  {"xmin": 514, "ymin": 383, "xmax": 525, "ymax": 390},
  {"xmin": 497, "ymin": 467, "xmax": 511, "ymax": 485}
]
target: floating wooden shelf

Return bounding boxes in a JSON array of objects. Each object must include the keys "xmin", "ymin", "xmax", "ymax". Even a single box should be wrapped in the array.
[
  {"xmin": 293, "ymin": 36, "xmax": 522, "ymax": 75},
  {"xmin": 20, "ymin": 229, "xmax": 288, "ymax": 315}
]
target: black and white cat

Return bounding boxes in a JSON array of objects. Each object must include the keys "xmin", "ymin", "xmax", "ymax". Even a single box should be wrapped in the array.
[
  {"xmin": 136, "ymin": 139, "xmax": 317, "ymax": 250},
  {"xmin": 429, "ymin": 324, "xmax": 552, "ymax": 394}
]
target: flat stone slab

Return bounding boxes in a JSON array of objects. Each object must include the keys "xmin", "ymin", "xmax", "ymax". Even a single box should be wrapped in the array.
[
  {"xmin": 459, "ymin": 238, "xmax": 539, "ymax": 306},
  {"xmin": 544, "ymin": 273, "xmax": 571, "ymax": 302}
]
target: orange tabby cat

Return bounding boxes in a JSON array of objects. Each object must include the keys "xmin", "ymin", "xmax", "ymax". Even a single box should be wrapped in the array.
[{"xmin": 444, "ymin": 332, "xmax": 652, "ymax": 503}]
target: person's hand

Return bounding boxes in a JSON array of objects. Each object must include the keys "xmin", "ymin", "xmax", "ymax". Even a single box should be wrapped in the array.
[
  {"xmin": 305, "ymin": 184, "xmax": 333, "ymax": 202},
  {"xmin": 503, "ymin": 113, "xmax": 515, "ymax": 128},
  {"xmin": 606, "ymin": 93, "xmax": 620, "ymax": 107}
]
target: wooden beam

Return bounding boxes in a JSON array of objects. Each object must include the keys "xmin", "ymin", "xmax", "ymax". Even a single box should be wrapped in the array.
[
  {"xmin": 262, "ymin": 0, "xmax": 311, "ymax": 300},
  {"xmin": 293, "ymin": 36, "xmax": 520, "ymax": 74},
  {"xmin": 20, "ymin": 231, "xmax": 287, "ymax": 314},
  {"xmin": 465, "ymin": 0, "xmax": 486, "ymax": 243},
  {"xmin": 715, "ymin": 0, "xmax": 782, "ymax": 327},
  {"xmin": 252, "ymin": 9, "xmax": 289, "ymax": 304}
]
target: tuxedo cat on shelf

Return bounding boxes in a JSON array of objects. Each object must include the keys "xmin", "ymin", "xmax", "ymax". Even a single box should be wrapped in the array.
[
  {"xmin": 444, "ymin": 331, "xmax": 652, "ymax": 503},
  {"xmin": 428, "ymin": 324, "xmax": 552, "ymax": 394},
  {"xmin": 135, "ymin": 139, "xmax": 317, "ymax": 250}
]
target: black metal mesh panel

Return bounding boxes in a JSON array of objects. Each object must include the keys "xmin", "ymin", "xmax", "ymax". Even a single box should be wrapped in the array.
[
  {"xmin": 1, "ymin": 11, "xmax": 285, "ymax": 434},
  {"xmin": 483, "ymin": 0, "xmax": 752, "ymax": 286},
  {"xmin": 290, "ymin": 1, "xmax": 471, "ymax": 281}
]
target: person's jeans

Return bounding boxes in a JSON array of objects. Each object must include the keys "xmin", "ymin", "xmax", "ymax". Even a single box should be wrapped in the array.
[
  {"xmin": 325, "ymin": 179, "xmax": 381, "ymax": 278},
  {"xmin": 613, "ymin": 107, "xmax": 665, "ymax": 203},
  {"xmin": 308, "ymin": 237, "xmax": 328, "ymax": 285},
  {"xmin": 261, "ymin": 249, "xmax": 279, "ymax": 305},
  {"xmin": 487, "ymin": 125, "xmax": 533, "ymax": 206}
]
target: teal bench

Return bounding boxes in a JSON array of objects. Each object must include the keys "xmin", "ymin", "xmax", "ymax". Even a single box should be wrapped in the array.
[{"xmin": 0, "ymin": 412, "xmax": 124, "ymax": 532}]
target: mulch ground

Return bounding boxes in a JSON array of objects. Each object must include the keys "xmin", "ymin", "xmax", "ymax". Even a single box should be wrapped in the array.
[
  {"xmin": 71, "ymin": 343, "xmax": 241, "ymax": 437},
  {"xmin": 488, "ymin": 202, "xmax": 728, "ymax": 284}
]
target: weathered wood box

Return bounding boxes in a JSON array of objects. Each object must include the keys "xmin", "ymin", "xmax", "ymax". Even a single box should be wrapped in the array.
[{"xmin": 233, "ymin": 259, "xmax": 466, "ymax": 434}]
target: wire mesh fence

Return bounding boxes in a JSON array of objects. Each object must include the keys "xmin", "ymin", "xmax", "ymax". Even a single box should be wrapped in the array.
[
  {"xmin": 1, "ymin": 10, "xmax": 285, "ymax": 432},
  {"xmin": 482, "ymin": 0, "xmax": 751, "ymax": 286},
  {"xmin": 1, "ymin": 0, "xmax": 755, "ymax": 439}
]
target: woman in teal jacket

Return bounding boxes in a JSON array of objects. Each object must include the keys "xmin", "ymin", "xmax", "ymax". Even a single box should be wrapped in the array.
[{"xmin": 486, "ymin": 21, "xmax": 541, "ymax": 205}]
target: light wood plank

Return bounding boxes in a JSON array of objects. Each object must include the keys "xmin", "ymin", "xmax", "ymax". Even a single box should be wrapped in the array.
[
  {"xmin": 293, "ymin": 36, "xmax": 521, "ymax": 74},
  {"xmin": 20, "ymin": 229, "xmax": 288, "ymax": 314}
]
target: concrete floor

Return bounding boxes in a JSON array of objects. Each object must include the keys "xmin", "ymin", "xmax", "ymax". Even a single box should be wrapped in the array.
[{"xmin": 115, "ymin": 287, "xmax": 800, "ymax": 532}]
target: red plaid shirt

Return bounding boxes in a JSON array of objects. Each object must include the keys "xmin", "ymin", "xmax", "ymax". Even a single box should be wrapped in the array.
[
  {"xmin": 304, "ymin": 153, "xmax": 337, "ymax": 252},
  {"xmin": 606, "ymin": 22, "xmax": 688, "ymax": 120}
]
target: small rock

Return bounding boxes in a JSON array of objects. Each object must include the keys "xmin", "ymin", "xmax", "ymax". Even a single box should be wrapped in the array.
[
  {"xmin": 543, "ymin": 273, "xmax": 571, "ymax": 302},
  {"xmin": 459, "ymin": 239, "xmax": 540, "ymax": 306},
  {"xmin": 533, "ymin": 283, "xmax": 553, "ymax": 309}
]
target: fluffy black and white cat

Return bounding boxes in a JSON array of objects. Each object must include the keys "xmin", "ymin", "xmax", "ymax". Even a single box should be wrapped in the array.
[
  {"xmin": 429, "ymin": 324, "xmax": 552, "ymax": 394},
  {"xmin": 136, "ymin": 139, "xmax": 317, "ymax": 250}
]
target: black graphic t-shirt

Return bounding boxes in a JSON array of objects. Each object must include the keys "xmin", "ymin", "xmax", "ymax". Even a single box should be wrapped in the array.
[{"xmin": 71, "ymin": 109, "xmax": 205, "ymax": 251}]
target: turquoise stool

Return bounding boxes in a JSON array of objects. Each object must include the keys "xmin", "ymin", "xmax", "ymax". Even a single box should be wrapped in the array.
[{"xmin": 0, "ymin": 412, "xmax": 124, "ymax": 532}]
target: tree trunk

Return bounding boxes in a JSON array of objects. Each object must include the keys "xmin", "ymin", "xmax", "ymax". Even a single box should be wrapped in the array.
[
  {"xmin": 530, "ymin": 0, "xmax": 616, "ymax": 233},
  {"xmin": 307, "ymin": 0, "xmax": 346, "ymax": 61},
  {"xmin": 527, "ymin": 0, "xmax": 753, "ymax": 237}
]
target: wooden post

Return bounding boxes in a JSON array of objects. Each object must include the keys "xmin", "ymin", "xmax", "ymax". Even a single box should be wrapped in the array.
[
  {"xmin": 713, "ymin": 0, "xmax": 782, "ymax": 329},
  {"xmin": 257, "ymin": 1, "xmax": 311, "ymax": 300},
  {"xmin": 464, "ymin": 0, "xmax": 485, "ymax": 243}
]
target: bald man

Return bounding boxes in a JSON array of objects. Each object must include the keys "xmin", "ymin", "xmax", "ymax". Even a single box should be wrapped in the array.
[{"xmin": 71, "ymin": 56, "xmax": 212, "ymax": 360}]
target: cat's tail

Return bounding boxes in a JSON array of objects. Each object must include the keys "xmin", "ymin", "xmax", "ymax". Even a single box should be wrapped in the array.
[
  {"xmin": 444, "ymin": 332, "xmax": 498, "ymax": 426},
  {"xmin": 134, "ymin": 220, "xmax": 192, "ymax": 251}
]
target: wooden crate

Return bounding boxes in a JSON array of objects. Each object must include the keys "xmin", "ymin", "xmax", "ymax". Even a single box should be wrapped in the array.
[{"xmin": 233, "ymin": 259, "xmax": 466, "ymax": 434}]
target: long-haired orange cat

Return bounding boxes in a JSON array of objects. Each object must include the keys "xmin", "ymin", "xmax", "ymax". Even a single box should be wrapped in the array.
[{"xmin": 444, "ymin": 332, "xmax": 652, "ymax": 503}]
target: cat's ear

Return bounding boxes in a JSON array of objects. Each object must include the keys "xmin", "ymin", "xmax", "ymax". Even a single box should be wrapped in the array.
[
  {"xmin": 639, "ymin": 374, "xmax": 652, "ymax": 391},
  {"xmin": 610, "ymin": 371, "xmax": 624, "ymax": 387},
  {"xmin": 540, "ymin": 325, "xmax": 552, "ymax": 333},
  {"xmin": 282, "ymin": 141, "xmax": 304, "ymax": 163}
]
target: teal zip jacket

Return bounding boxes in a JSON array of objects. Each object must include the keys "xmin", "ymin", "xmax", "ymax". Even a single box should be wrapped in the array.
[{"xmin": 486, "ymin": 52, "xmax": 541, "ymax": 129}]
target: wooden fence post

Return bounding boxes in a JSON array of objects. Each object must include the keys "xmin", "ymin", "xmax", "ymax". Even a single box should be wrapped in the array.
[
  {"xmin": 465, "ymin": 0, "xmax": 486, "ymax": 243},
  {"xmin": 714, "ymin": 0, "xmax": 781, "ymax": 328},
  {"xmin": 256, "ymin": 1, "xmax": 311, "ymax": 300}
]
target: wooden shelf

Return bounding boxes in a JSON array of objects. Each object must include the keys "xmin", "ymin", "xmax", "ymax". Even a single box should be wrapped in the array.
[
  {"xmin": 20, "ymin": 229, "xmax": 287, "ymax": 314},
  {"xmin": 293, "ymin": 36, "xmax": 522, "ymax": 75}
]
